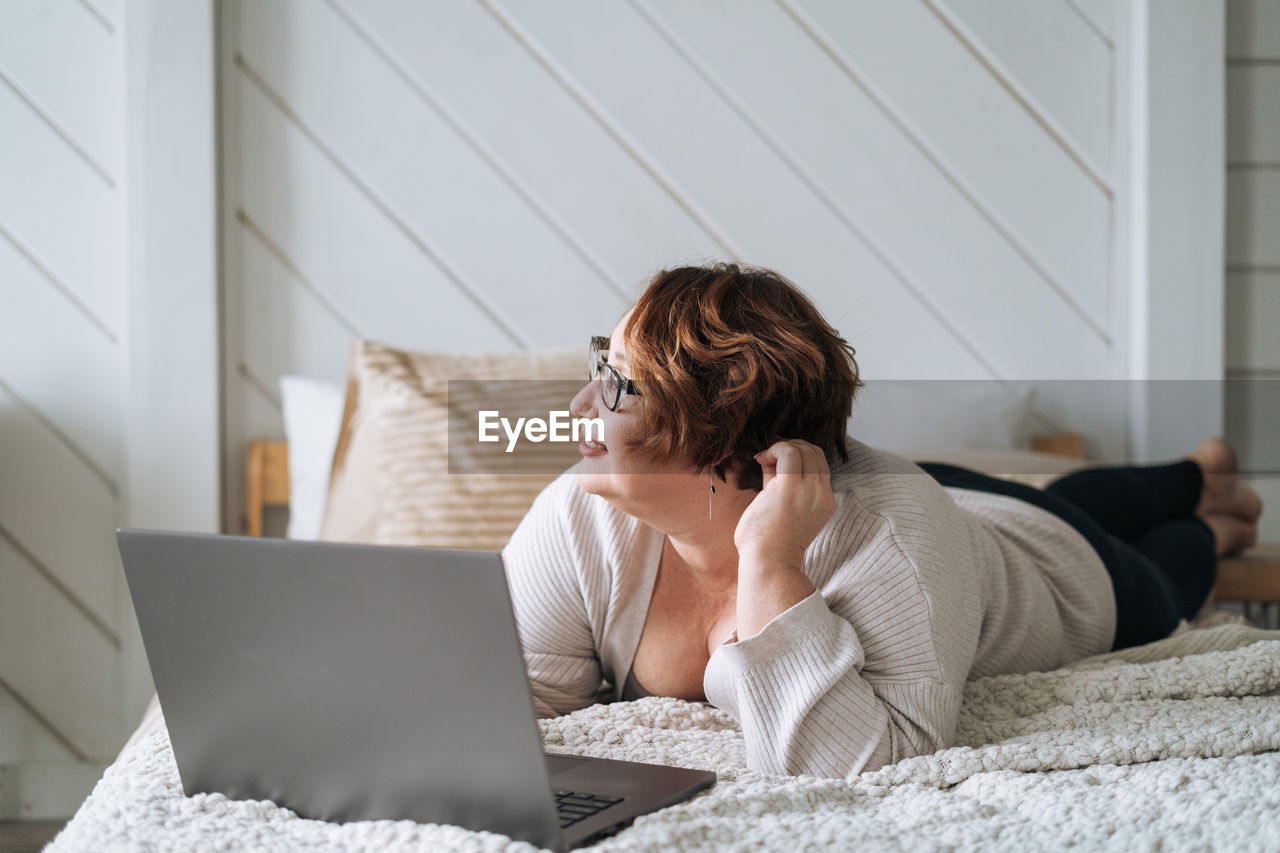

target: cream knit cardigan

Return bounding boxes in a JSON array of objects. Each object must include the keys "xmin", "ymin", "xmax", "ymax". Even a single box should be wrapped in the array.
[{"xmin": 502, "ymin": 439, "xmax": 1116, "ymax": 781}]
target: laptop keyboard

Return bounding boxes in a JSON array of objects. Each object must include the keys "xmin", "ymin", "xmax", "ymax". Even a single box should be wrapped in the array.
[{"xmin": 553, "ymin": 789, "xmax": 624, "ymax": 828}]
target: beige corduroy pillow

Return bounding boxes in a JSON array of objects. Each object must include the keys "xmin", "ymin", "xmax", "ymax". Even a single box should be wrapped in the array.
[{"xmin": 318, "ymin": 340, "xmax": 585, "ymax": 550}]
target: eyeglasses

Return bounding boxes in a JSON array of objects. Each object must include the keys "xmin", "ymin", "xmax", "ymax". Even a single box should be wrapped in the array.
[{"xmin": 589, "ymin": 335, "xmax": 641, "ymax": 411}]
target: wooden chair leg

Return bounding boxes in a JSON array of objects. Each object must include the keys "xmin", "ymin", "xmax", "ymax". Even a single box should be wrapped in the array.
[{"xmin": 1214, "ymin": 545, "xmax": 1280, "ymax": 604}]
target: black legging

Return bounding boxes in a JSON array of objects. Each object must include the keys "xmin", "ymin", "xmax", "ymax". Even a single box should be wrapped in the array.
[{"xmin": 918, "ymin": 460, "xmax": 1216, "ymax": 652}]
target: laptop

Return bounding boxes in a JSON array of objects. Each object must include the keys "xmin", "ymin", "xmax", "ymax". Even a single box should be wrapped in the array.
[{"xmin": 117, "ymin": 529, "xmax": 715, "ymax": 850}]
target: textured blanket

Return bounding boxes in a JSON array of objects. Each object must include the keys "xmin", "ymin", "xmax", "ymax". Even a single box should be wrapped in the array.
[{"xmin": 51, "ymin": 620, "xmax": 1280, "ymax": 852}]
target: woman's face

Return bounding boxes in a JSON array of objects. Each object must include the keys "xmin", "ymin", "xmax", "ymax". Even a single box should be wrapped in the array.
[{"xmin": 571, "ymin": 311, "xmax": 700, "ymax": 512}]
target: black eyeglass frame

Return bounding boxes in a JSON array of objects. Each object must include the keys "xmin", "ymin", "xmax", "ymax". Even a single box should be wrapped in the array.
[{"xmin": 589, "ymin": 335, "xmax": 642, "ymax": 412}]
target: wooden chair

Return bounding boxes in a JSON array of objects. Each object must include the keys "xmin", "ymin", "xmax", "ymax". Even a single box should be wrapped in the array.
[
  {"xmin": 245, "ymin": 439, "xmax": 291, "ymax": 537},
  {"xmin": 245, "ymin": 434, "xmax": 1278, "ymax": 608}
]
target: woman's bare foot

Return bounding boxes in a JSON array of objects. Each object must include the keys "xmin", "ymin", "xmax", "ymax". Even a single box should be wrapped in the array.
[
  {"xmin": 1190, "ymin": 437, "xmax": 1263, "ymax": 523},
  {"xmin": 1190, "ymin": 436, "xmax": 1237, "ymax": 477},
  {"xmin": 1201, "ymin": 513, "xmax": 1259, "ymax": 557}
]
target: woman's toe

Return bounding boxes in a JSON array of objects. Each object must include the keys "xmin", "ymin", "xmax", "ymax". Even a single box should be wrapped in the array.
[
  {"xmin": 1238, "ymin": 484, "xmax": 1264, "ymax": 525},
  {"xmin": 1191, "ymin": 437, "xmax": 1238, "ymax": 476},
  {"xmin": 1202, "ymin": 513, "xmax": 1256, "ymax": 557},
  {"xmin": 1197, "ymin": 472, "xmax": 1239, "ymax": 517}
]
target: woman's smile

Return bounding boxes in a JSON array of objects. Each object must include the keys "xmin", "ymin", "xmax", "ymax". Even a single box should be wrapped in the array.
[{"xmin": 579, "ymin": 437, "xmax": 608, "ymax": 456}]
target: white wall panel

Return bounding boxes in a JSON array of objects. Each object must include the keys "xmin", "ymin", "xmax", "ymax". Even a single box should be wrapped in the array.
[
  {"xmin": 1227, "ymin": 0, "xmax": 1280, "ymax": 59},
  {"xmin": 0, "ymin": 533, "xmax": 119, "ymax": 759},
  {"xmin": 789, "ymin": 0, "xmax": 1113, "ymax": 328},
  {"xmin": 0, "ymin": 0, "xmax": 122, "ymax": 180},
  {"xmin": 478, "ymin": 0, "xmax": 1018, "ymax": 380},
  {"xmin": 1227, "ymin": 170, "xmax": 1280, "ymax": 268},
  {"xmin": 0, "ymin": 758, "xmax": 106, "ymax": 821},
  {"xmin": 1246, "ymin": 477, "xmax": 1280, "ymax": 544},
  {"xmin": 1226, "ymin": 274, "xmax": 1280, "ymax": 372},
  {"xmin": 0, "ymin": 693, "xmax": 72, "ymax": 765},
  {"xmin": 0, "ymin": 238, "xmax": 122, "ymax": 483},
  {"xmin": 0, "ymin": 384, "xmax": 119, "ymax": 636},
  {"xmin": 1071, "ymin": 0, "xmax": 1115, "ymax": 44},
  {"xmin": 1224, "ymin": 0, "xmax": 1278, "ymax": 547},
  {"xmin": 1227, "ymin": 66, "xmax": 1280, "ymax": 163},
  {"xmin": 0, "ymin": 0, "xmax": 127, "ymax": 816},
  {"xmin": 640, "ymin": 0, "xmax": 1111, "ymax": 378},
  {"xmin": 0, "ymin": 689, "xmax": 106, "ymax": 819},
  {"xmin": 85, "ymin": 0, "xmax": 118, "ymax": 29},
  {"xmin": 0, "ymin": 85, "xmax": 123, "ymax": 338},
  {"xmin": 231, "ymin": 72, "xmax": 530, "ymax": 351},
  {"xmin": 239, "ymin": 226, "xmax": 359, "ymax": 388},
  {"xmin": 935, "ymin": 0, "xmax": 1113, "ymax": 177},
  {"xmin": 337, "ymin": 0, "xmax": 728, "ymax": 285},
  {"xmin": 236, "ymin": 0, "xmax": 629, "ymax": 348},
  {"xmin": 1226, "ymin": 376, "xmax": 1280, "ymax": 472}
]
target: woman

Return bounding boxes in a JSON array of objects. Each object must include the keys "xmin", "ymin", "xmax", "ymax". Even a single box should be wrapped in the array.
[{"xmin": 502, "ymin": 263, "xmax": 1264, "ymax": 780}]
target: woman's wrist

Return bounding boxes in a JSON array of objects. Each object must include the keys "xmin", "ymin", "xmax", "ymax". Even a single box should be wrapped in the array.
[
  {"xmin": 734, "ymin": 546, "xmax": 816, "ymax": 640},
  {"xmin": 736, "ymin": 542, "xmax": 807, "ymax": 576}
]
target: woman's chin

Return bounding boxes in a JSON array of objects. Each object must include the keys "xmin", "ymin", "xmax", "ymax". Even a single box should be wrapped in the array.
[
  {"xmin": 575, "ymin": 465, "xmax": 637, "ymax": 507},
  {"xmin": 575, "ymin": 468, "xmax": 614, "ymax": 498}
]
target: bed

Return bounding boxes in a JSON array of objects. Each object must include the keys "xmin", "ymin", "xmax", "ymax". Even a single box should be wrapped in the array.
[{"xmin": 48, "ymin": 340, "xmax": 1280, "ymax": 851}]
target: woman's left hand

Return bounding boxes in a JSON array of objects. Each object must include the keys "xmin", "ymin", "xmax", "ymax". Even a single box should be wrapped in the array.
[{"xmin": 733, "ymin": 439, "xmax": 837, "ymax": 569}]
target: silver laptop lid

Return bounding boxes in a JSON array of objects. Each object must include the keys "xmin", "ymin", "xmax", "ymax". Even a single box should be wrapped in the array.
[{"xmin": 118, "ymin": 530, "xmax": 563, "ymax": 848}]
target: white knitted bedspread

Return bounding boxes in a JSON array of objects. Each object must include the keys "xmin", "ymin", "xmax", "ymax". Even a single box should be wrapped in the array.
[{"xmin": 50, "ymin": 621, "xmax": 1280, "ymax": 852}]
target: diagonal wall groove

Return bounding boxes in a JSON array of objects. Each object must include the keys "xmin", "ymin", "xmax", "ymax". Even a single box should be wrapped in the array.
[
  {"xmin": 0, "ymin": 219, "xmax": 118, "ymax": 347},
  {"xmin": 74, "ymin": 0, "xmax": 117, "ymax": 34},
  {"xmin": 477, "ymin": 0, "xmax": 748, "ymax": 263},
  {"xmin": 0, "ymin": 372, "xmax": 118, "ymax": 498},
  {"xmin": 777, "ymin": 0, "xmax": 1113, "ymax": 347},
  {"xmin": 0, "ymin": 63, "xmax": 116, "ymax": 187},
  {"xmin": 236, "ymin": 209, "xmax": 367, "ymax": 341},
  {"xmin": 239, "ymin": 362, "xmax": 284, "ymax": 411},
  {"xmin": 629, "ymin": 0, "xmax": 1009, "ymax": 379},
  {"xmin": 233, "ymin": 52, "xmax": 532, "ymax": 350},
  {"xmin": 1063, "ymin": 0, "xmax": 1112, "ymax": 47},
  {"xmin": 923, "ymin": 0, "xmax": 1112, "ymax": 196},
  {"xmin": 0, "ymin": 673, "xmax": 90, "ymax": 763},
  {"xmin": 0, "ymin": 521, "xmax": 120, "ymax": 650},
  {"xmin": 326, "ymin": 0, "xmax": 633, "ymax": 304}
]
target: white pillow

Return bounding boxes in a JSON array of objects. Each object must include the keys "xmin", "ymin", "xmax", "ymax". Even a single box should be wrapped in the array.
[
  {"xmin": 849, "ymin": 381, "xmax": 1037, "ymax": 451},
  {"xmin": 279, "ymin": 375, "xmax": 346, "ymax": 540}
]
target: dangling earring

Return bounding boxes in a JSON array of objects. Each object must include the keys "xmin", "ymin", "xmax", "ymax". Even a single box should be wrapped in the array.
[{"xmin": 708, "ymin": 468, "xmax": 716, "ymax": 520}]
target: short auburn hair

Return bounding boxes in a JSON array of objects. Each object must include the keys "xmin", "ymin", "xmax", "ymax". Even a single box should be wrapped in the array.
[{"xmin": 621, "ymin": 263, "xmax": 862, "ymax": 490}]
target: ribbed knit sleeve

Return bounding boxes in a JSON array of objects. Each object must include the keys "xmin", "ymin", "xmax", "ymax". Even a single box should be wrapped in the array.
[
  {"xmin": 702, "ymin": 563, "xmax": 960, "ymax": 779},
  {"xmin": 502, "ymin": 475, "xmax": 604, "ymax": 718}
]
